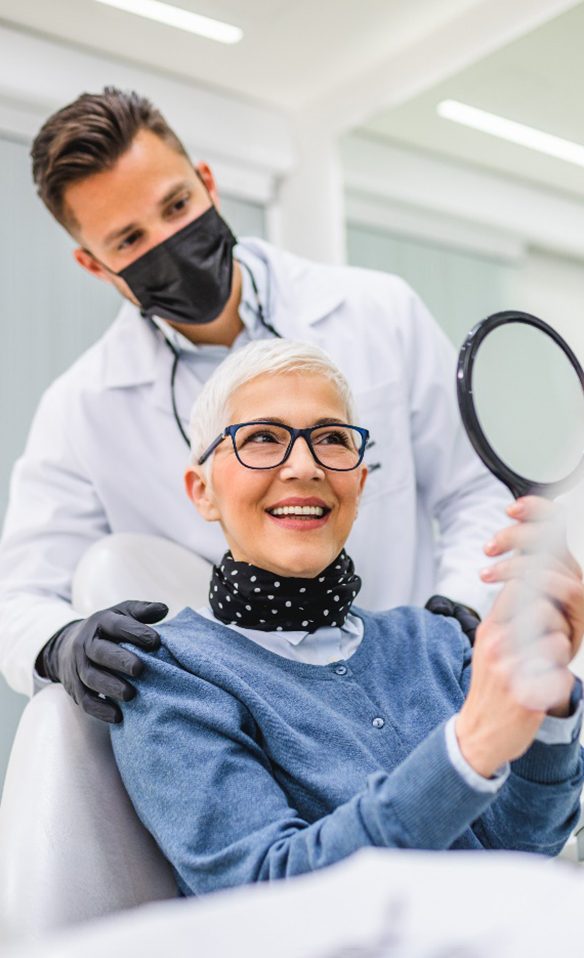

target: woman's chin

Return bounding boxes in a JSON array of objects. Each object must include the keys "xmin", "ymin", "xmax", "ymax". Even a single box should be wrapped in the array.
[{"xmin": 256, "ymin": 546, "xmax": 337, "ymax": 580}]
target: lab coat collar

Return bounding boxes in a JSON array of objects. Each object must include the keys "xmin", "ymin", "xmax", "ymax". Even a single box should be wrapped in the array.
[
  {"xmin": 239, "ymin": 238, "xmax": 346, "ymax": 336},
  {"xmin": 102, "ymin": 238, "xmax": 347, "ymax": 389},
  {"xmin": 102, "ymin": 300, "xmax": 161, "ymax": 389}
]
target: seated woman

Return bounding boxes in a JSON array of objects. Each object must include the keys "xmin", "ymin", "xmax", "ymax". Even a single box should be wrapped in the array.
[{"xmin": 111, "ymin": 339, "xmax": 584, "ymax": 898}]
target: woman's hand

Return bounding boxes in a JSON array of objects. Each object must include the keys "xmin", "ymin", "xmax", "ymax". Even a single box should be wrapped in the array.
[{"xmin": 456, "ymin": 496, "xmax": 584, "ymax": 779}]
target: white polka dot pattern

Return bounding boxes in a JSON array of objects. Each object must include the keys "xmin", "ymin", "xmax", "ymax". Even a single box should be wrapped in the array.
[{"xmin": 208, "ymin": 550, "xmax": 361, "ymax": 633}]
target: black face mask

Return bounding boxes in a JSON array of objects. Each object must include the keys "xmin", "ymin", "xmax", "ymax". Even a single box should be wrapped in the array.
[{"xmin": 118, "ymin": 205, "xmax": 237, "ymax": 325}]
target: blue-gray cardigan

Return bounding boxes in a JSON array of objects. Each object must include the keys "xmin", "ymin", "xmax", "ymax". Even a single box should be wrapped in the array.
[{"xmin": 111, "ymin": 607, "xmax": 584, "ymax": 897}]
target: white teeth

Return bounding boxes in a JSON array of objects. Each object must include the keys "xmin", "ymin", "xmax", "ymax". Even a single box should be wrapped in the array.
[{"xmin": 270, "ymin": 505, "xmax": 325, "ymax": 517}]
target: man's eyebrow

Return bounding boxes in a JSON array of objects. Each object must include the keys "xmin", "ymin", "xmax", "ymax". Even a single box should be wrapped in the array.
[
  {"xmin": 103, "ymin": 181, "xmax": 192, "ymax": 247},
  {"xmin": 103, "ymin": 221, "xmax": 139, "ymax": 248},
  {"xmin": 158, "ymin": 180, "xmax": 191, "ymax": 207}
]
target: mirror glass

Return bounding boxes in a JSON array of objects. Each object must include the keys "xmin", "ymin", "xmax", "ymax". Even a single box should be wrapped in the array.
[{"xmin": 472, "ymin": 323, "xmax": 584, "ymax": 484}]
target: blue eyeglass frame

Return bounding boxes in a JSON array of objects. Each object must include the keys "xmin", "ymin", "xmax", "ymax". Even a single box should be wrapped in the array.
[{"xmin": 198, "ymin": 421, "xmax": 370, "ymax": 472}]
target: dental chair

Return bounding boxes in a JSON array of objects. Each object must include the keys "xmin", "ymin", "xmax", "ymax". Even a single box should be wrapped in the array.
[
  {"xmin": 0, "ymin": 534, "xmax": 212, "ymax": 943},
  {"xmin": 2, "ymin": 536, "xmax": 584, "ymax": 945}
]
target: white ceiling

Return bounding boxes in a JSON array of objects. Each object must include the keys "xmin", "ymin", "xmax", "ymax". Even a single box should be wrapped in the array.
[
  {"xmin": 0, "ymin": 0, "xmax": 482, "ymax": 110},
  {"xmin": 362, "ymin": 2, "xmax": 584, "ymax": 199},
  {"xmin": 1, "ymin": 0, "xmax": 584, "ymax": 201}
]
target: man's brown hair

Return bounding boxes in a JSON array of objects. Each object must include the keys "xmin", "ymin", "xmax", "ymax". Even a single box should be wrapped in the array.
[{"xmin": 31, "ymin": 86, "xmax": 189, "ymax": 233}]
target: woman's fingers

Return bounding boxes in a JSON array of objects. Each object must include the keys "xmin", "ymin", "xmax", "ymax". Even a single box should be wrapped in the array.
[
  {"xmin": 484, "ymin": 519, "xmax": 570, "ymax": 562},
  {"xmin": 511, "ymin": 660, "xmax": 575, "ymax": 713},
  {"xmin": 484, "ymin": 496, "xmax": 581, "ymax": 577},
  {"xmin": 507, "ymin": 496, "xmax": 557, "ymax": 523},
  {"xmin": 481, "ymin": 552, "xmax": 568, "ymax": 584},
  {"xmin": 517, "ymin": 631, "xmax": 573, "ymax": 670},
  {"xmin": 500, "ymin": 595, "xmax": 568, "ymax": 637},
  {"xmin": 487, "ymin": 568, "xmax": 584, "ymax": 652}
]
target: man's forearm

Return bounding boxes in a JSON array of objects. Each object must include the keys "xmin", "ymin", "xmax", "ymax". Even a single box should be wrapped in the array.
[{"xmin": 0, "ymin": 591, "xmax": 80, "ymax": 696}]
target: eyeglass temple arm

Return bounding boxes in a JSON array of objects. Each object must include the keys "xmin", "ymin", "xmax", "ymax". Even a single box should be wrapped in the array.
[{"xmin": 198, "ymin": 430, "xmax": 228, "ymax": 466}]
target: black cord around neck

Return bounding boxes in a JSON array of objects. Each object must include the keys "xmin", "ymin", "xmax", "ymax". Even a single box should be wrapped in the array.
[
  {"xmin": 236, "ymin": 258, "xmax": 281, "ymax": 339},
  {"xmin": 165, "ymin": 339, "xmax": 191, "ymax": 447},
  {"xmin": 161, "ymin": 259, "xmax": 281, "ymax": 448}
]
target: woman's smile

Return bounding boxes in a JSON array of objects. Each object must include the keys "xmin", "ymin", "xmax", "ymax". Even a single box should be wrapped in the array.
[{"xmin": 265, "ymin": 496, "xmax": 332, "ymax": 530}]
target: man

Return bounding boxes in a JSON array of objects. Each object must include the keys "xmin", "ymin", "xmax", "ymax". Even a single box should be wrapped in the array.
[{"xmin": 0, "ymin": 87, "xmax": 509, "ymax": 722}]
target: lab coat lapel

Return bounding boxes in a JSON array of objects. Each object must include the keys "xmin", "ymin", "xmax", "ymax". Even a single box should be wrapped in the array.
[
  {"xmin": 102, "ymin": 301, "xmax": 159, "ymax": 388},
  {"xmin": 239, "ymin": 238, "xmax": 346, "ymax": 337},
  {"xmin": 103, "ymin": 300, "xmax": 193, "ymax": 430}
]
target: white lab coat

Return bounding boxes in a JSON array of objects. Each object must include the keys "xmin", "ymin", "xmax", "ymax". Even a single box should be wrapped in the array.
[{"xmin": 0, "ymin": 239, "xmax": 510, "ymax": 696}]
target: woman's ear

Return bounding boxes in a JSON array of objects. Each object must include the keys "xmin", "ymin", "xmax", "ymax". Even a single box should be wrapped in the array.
[
  {"xmin": 358, "ymin": 464, "xmax": 368, "ymax": 496},
  {"xmin": 354, "ymin": 464, "xmax": 368, "ymax": 516},
  {"xmin": 184, "ymin": 465, "xmax": 220, "ymax": 522}
]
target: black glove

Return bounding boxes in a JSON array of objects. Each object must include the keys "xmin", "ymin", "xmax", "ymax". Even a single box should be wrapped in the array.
[
  {"xmin": 37, "ymin": 600, "xmax": 168, "ymax": 723},
  {"xmin": 424, "ymin": 594, "xmax": 481, "ymax": 644}
]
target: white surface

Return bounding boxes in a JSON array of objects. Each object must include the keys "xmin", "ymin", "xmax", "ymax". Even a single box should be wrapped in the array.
[
  {"xmin": 0, "ymin": 0, "xmax": 494, "ymax": 110},
  {"xmin": 92, "ymin": 0, "xmax": 243, "ymax": 44},
  {"xmin": 6, "ymin": 847, "xmax": 584, "ymax": 957},
  {"xmin": 0, "ymin": 684, "xmax": 176, "ymax": 942},
  {"xmin": 73, "ymin": 533, "xmax": 212, "ymax": 620},
  {"xmin": 0, "ymin": 532, "xmax": 212, "ymax": 942},
  {"xmin": 343, "ymin": 133, "xmax": 584, "ymax": 261},
  {"xmin": 438, "ymin": 98, "xmax": 584, "ymax": 167},
  {"xmin": 364, "ymin": 2, "xmax": 584, "ymax": 200}
]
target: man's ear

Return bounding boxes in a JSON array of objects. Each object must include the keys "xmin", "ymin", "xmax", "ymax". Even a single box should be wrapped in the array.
[
  {"xmin": 184, "ymin": 465, "xmax": 220, "ymax": 522},
  {"xmin": 194, "ymin": 161, "xmax": 220, "ymax": 209},
  {"xmin": 73, "ymin": 247, "xmax": 114, "ymax": 285}
]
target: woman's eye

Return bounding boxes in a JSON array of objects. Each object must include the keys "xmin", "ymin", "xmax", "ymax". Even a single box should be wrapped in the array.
[
  {"xmin": 317, "ymin": 430, "xmax": 350, "ymax": 447},
  {"xmin": 243, "ymin": 430, "xmax": 281, "ymax": 444}
]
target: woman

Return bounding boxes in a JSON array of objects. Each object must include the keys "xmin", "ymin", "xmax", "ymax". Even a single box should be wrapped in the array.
[{"xmin": 111, "ymin": 339, "xmax": 584, "ymax": 898}]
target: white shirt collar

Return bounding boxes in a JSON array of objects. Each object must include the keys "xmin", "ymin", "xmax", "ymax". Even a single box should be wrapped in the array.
[
  {"xmin": 149, "ymin": 244, "xmax": 269, "ymax": 355},
  {"xmin": 197, "ymin": 606, "xmax": 363, "ymax": 647}
]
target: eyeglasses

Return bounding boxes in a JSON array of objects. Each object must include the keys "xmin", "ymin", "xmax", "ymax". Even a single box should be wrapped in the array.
[{"xmin": 198, "ymin": 421, "xmax": 370, "ymax": 471}]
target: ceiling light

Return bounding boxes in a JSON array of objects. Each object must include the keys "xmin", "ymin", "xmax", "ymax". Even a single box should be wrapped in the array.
[
  {"xmin": 437, "ymin": 99, "xmax": 584, "ymax": 168},
  {"xmin": 93, "ymin": 0, "xmax": 243, "ymax": 44}
]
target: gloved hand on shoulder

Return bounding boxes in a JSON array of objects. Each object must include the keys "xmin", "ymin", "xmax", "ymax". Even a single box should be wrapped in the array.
[{"xmin": 36, "ymin": 599, "xmax": 168, "ymax": 723}]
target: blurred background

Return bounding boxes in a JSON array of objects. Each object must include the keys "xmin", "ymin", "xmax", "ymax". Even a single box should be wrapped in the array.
[{"xmin": 1, "ymin": 0, "xmax": 584, "ymax": 786}]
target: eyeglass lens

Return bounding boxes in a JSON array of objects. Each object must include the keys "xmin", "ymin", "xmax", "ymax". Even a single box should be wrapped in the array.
[{"xmin": 234, "ymin": 424, "xmax": 363, "ymax": 470}]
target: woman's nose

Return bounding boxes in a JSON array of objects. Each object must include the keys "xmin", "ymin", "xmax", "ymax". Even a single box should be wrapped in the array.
[{"xmin": 279, "ymin": 437, "xmax": 324, "ymax": 480}]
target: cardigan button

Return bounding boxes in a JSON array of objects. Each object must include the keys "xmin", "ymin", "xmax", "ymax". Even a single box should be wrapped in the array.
[
  {"xmin": 335, "ymin": 665, "xmax": 347, "ymax": 675},
  {"xmin": 372, "ymin": 717, "xmax": 385, "ymax": 729}
]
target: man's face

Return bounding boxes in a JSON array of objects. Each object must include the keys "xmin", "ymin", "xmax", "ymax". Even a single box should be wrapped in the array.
[{"xmin": 67, "ymin": 128, "xmax": 217, "ymax": 305}]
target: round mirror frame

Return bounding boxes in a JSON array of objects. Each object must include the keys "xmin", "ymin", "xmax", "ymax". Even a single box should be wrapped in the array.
[{"xmin": 457, "ymin": 310, "xmax": 584, "ymax": 499}]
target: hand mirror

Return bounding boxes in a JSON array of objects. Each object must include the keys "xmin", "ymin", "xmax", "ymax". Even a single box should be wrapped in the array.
[{"xmin": 457, "ymin": 311, "xmax": 584, "ymax": 499}]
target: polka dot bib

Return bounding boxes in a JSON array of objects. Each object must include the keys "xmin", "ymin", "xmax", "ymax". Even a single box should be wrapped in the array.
[{"xmin": 209, "ymin": 550, "xmax": 362, "ymax": 633}]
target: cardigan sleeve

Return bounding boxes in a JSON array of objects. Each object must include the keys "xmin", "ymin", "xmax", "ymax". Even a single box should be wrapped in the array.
[
  {"xmin": 111, "ymin": 644, "xmax": 499, "ymax": 897},
  {"xmin": 456, "ymin": 639, "xmax": 584, "ymax": 855}
]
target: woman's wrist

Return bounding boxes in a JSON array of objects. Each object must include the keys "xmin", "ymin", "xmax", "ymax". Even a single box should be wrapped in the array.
[{"xmin": 454, "ymin": 713, "xmax": 501, "ymax": 780}]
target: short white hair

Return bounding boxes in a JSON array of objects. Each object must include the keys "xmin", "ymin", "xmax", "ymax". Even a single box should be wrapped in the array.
[{"xmin": 189, "ymin": 339, "xmax": 356, "ymax": 466}]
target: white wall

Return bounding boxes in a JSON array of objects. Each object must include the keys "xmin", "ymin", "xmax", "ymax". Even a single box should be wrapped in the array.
[
  {"xmin": 508, "ymin": 248, "xmax": 584, "ymax": 565},
  {"xmin": 507, "ymin": 248, "xmax": 584, "ymax": 363}
]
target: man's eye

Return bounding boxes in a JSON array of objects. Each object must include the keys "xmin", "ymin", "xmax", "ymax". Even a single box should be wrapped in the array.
[
  {"xmin": 117, "ymin": 231, "xmax": 141, "ymax": 251},
  {"xmin": 166, "ymin": 195, "xmax": 190, "ymax": 217}
]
